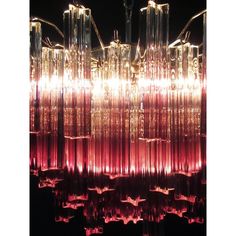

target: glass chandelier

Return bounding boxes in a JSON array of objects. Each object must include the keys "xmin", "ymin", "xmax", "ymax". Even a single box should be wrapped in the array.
[{"xmin": 30, "ymin": 1, "xmax": 206, "ymax": 235}]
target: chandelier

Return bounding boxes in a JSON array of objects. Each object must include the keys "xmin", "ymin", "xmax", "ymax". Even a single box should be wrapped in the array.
[{"xmin": 30, "ymin": 1, "xmax": 206, "ymax": 235}]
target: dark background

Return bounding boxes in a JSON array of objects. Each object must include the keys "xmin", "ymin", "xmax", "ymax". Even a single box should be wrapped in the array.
[
  {"xmin": 30, "ymin": 176, "xmax": 206, "ymax": 236},
  {"xmin": 30, "ymin": 0, "xmax": 206, "ymax": 48},
  {"xmin": 30, "ymin": 1, "xmax": 206, "ymax": 235}
]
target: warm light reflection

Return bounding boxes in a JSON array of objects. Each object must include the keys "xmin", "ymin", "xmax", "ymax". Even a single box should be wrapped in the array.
[{"xmin": 31, "ymin": 68, "xmax": 205, "ymax": 170}]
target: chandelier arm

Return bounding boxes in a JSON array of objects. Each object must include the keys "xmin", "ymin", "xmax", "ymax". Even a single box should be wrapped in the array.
[
  {"xmin": 91, "ymin": 15, "xmax": 105, "ymax": 50},
  {"xmin": 42, "ymin": 39, "xmax": 52, "ymax": 48},
  {"xmin": 168, "ymin": 39, "xmax": 181, "ymax": 48},
  {"xmin": 45, "ymin": 37, "xmax": 53, "ymax": 47},
  {"xmin": 30, "ymin": 16, "xmax": 64, "ymax": 39},
  {"xmin": 42, "ymin": 36, "xmax": 64, "ymax": 49},
  {"xmin": 176, "ymin": 9, "xmax": 206, "ymax": 41}
]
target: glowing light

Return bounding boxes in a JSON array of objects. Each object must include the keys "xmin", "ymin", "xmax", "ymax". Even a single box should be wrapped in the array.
[{"xmin": 30, "ymin": 0, "xmax": 206, "ymax": 231}]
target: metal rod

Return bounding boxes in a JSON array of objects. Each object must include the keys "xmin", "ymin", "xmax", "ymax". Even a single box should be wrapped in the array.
[
  {"xmin": 91, "ymin": 15, "xmax": 105, "ymax": 50},
  {"xmin": 31, "ymin": 16, "xmax": 64, "ymax": 38},
  {"xmin": 176, "ymin": 9, "xmax": 206, "ymax": 41}
]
